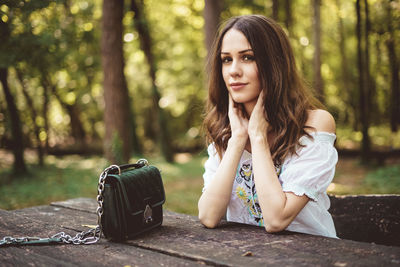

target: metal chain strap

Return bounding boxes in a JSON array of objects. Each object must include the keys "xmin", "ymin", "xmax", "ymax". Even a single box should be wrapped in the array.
[
  {"xmin": 0, "ymin": 164, "xmax": 119, "ymax": 246},
  {"xmin": 0, "ymin": 228, "xmax": 101, "ymax": 246},
  {"xmin": 0, "ymin": 160, "xmax": 148, "ymax": 247}
]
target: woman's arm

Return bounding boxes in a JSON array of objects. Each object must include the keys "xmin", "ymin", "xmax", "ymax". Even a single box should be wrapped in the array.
[
  {"xmin": 250, "ymin": 138, "xmax": 309, "ymax": 232},
  {"xmin": 249, "ymin": 95, "xmax": 335, "ymax": 232},
  {"xmin": 198, "ymin": 95, "xmax": 249, "ymax": 228},
  {"xmin": 198, "ymin": 137, "xmax": 245, "ymax": 228}
]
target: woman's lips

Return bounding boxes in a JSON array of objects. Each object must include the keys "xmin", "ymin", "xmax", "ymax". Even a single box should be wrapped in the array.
[{"xmin": 230, "ymin": 82, "xmax": 248, "ymax": 91}]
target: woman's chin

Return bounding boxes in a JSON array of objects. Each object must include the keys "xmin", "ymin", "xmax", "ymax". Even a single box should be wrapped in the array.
[{"xmin": 231, "ymin": 96, "xmax": 258, "ymax": 105}]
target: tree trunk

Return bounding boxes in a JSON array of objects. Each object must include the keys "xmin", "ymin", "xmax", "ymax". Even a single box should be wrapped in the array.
[
  {"xmin": 0, "ymin": 68, "xmax": 27, "ymax": 174},
  {"xmin": 284, "ymin": 0, "xmax": 292, "ymax": 31},
  {"xmin": 336, "ymin": 0, "xmax": 353, "ymax": 125},
  {"xmin": 204, "ymin": 0, "xmax": 223, "ymax": 55},
  {"xmin": 386, "ymin": 1, "xmax": 400, "ymax": 132},
  {"xmin": 64, "ymin": 103, "xmax": 86, "ymax": 145},
  {"xmin": 363, "ymin": 0, "xmax": 372, "ymax": 160},
  {"xmin": 364, "ymin": 0, "xmax": 376, "ymax": 125},
  {"xmin": 102, "ymin": 0, "xmax": 132, "ymax": 163},
  {"xmin": 16, "ymin": 68, "xmax": 44, "ymax": 166},
  {"xmin": 272, "ymin": 0, "xmax": 279, "ymax": 22},
  {"xmin": 42, "ymin": 81, "xmax": 49, "ymax": 151},
  {"xmin": 312, "ymin": 0, "xmax": 324, "ymax": 103},
  {"xmin": 131, "ymin": 0, "xmax": 173, "ymax": 162},
  {"xmin": 129, "ymin": 104, "xmax": 142, "ymax": 155},
  {"xmin": 45, "ymin": 77, "xmax": 87, "ymax": 147},
  {"xmin": 356, "ymin": 0, "xmax": 371, "ymax": 163}
]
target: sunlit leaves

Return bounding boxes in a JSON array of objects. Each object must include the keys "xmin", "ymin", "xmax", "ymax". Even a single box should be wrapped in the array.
[{"xmin": 0, "ymin": 0, "xmax": 399, "ymax": 153}]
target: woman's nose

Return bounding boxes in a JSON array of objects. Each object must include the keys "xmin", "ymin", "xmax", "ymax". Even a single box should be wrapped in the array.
[{"xmin": 229, "ymin": 60, "xmax": 242, "ymax": 77}]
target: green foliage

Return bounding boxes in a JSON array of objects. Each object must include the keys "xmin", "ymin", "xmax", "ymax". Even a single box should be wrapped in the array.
[
  {"xmin": 0, "ymin": 0, "xmax": 399, "ymax": 160},
  {"xmin": 0, "ymin": 0, "xmax": 62, "ymax": 68},
  {"xmin": 363, "ymin": 165, "xmax": 400, "ymax": 194},
  {"xmin": 0, "ymin": 0, "xmax": 103, "ymax": 148},
  {"xmin": 336, "ymin": 125, "xmax": 400, "ymax": 149}
]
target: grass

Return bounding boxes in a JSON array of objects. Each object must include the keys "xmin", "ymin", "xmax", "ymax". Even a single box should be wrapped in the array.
[
  {"xmin": 327, "ymin": 158, "xmax": 400, "ymax": 195},
  {"xmin": 0, "ymin": 152, "xmax": 206, "ymax": 215},
  {"xmin": 0, "ymin": 155, "xmax": 108, "ymax": 210},
  {"xmin": 363, "ymin": 165, "xmax": 400, "ymax": 194},
  {"xmin": 1, "ymin": 150, "xmax": 399, "ymax": 216}
]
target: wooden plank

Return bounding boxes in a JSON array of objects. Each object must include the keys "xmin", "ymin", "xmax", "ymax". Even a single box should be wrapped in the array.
[
  {"xmin": 24, "ymin": 199, "xmax": 400, "ymax": 266},
  {"xmin": 14, "ymin": 204, "xmax": 98, "ymax": 231},
  {"xmin": 329, "ymin": 194, "xmax": 400, "ymax": 246},
  {"xmin": 51, "ymin": 197, "xmax": 98, "ymax": 214},
  {"xmin": 130, "ymin": 211, "xmax": 400, "ymax": 266},
  {"xmin": 0, "ymin": 209, "xmax": 206, "ymax": 266}
]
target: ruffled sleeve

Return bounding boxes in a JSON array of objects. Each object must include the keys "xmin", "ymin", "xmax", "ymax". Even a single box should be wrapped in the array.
[
  {"xmin": 202, "ymin": 143, "xmax": 221, "ymax": 192},
  {"xmin": 279, "ymin": 132, "xmax": 338, "ymax": 201}
]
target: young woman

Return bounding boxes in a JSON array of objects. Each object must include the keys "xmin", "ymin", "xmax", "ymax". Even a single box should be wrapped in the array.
[{"xmin": 198, "ymin": 15, "xmax": 338, "ymax": 238}]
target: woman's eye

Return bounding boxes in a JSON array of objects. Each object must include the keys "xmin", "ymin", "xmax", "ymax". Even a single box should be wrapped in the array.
[
  {"xmin": 221, "ymin": 57, "xmax": 232, "ymax": 64},
  {"xmin": 243, "ymin": 55, "xmax": 255, "ymax": 61}
]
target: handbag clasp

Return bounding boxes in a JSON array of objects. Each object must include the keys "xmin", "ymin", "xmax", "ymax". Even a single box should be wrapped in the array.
[{"xmin": 144, "ymin": 204, "xmax": 153, "ymax": 224}]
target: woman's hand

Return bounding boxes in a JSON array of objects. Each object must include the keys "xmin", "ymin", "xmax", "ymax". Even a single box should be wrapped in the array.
[
  {"xmin": 248, "ymin": 92, "xmax": 269, "ymax": 142},
  {"xmin": 228, "ymin": 94, "xmax": 248, "ymax": 142}
]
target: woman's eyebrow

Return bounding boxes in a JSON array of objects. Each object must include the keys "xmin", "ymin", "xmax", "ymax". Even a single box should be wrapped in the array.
[
  {"xmin": 221, "ymin": 49, "xmax": 253, "ymax": 55},
  {"xmin": 238, "ymin": 49, "xmax": 253, "ymax": 54}
]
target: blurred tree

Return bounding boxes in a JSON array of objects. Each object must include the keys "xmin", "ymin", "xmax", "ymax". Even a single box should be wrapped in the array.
[
  {"xmin": 284, "ymin": 0, "xmax": 292, "ymax": 31},
  {"xmin": 335, "ymin": 0, "xmax": 352, "ymax": 125},
  {"xmin": 52, "ymin": 87, "xmax": 86, "ymax": 146},
  {"xmin": 356, "ymin": 0, "xmax": 371, "ymax": 162},
  {"xmin": 364, "ymin": 0, "xmax": 378, "ymax": 129},
  {"xmin": 0, "ymin": 0, "xmax": 399, "ymax": 164},
  {"xmin": 40, "ymin": 74, "xmax": 51, "ymax": 151},
  {"xmin": 312, "ymin": 0, "xmax": 324, "ymax": 103},
  {"xmin": 272, "ymin": 0, "xmax": 279, "ymax": 21},
  {"xmin": 16, "ymin": 68, "xmax": 44, "ymax": 166},
  {"xmin": 204, "ymin": 0, "xmax": 224, "ymax": 55},
  {"xmin": 0, "ymin": 0, "xmax": 58, "ymax": 173},
  {"xmin": 131, "ymin": 0, "xmax": 173, "ymax": 162},
  {"xmin": 0, "ymin": 68, "xmax": 27, "ymax": 174},
  {"xmin": 386, "ymin": 0, "xmax": 400, "ymax": 132},
  {"xmin": 102, "ymin": 0, "xmax": 132, "ymax": 163}
]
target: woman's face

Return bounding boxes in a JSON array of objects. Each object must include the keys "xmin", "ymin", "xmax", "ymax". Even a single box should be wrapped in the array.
[{"xmin": 221, "ymin": 28, "xmax": 261, "ymax": 108}]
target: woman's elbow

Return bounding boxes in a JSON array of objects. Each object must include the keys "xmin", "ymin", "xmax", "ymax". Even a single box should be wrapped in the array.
[
  {"xmin": 264, "ymin": 220, "xmax": 287, "ymax": 233},
  {"xmin": 198, "ymin": 213, "xmax": 220, "ymax": 229}
]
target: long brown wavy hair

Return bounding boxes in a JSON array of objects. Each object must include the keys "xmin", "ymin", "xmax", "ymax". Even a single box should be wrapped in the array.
[{"xmin": 203, "ymin": 15, "xmax": 323, "ymax": 165}]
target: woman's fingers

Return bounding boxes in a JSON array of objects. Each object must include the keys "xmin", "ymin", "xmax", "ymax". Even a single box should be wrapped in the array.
[
  {"xmin": 248, "ymin": 91, "xmax": 269, "ymax": 138},
  {"xmin": 228, "ymin": 93, "xmax": 240, "ymax": 115},
  {"xmin": 228, "ymin": 93, "xmax": 233, "ymax": 108}
]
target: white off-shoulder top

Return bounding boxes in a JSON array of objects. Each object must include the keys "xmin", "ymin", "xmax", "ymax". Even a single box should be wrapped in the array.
[{"xmin": 202, "ymin": 132, "xmax": 338, "ymax": 238}]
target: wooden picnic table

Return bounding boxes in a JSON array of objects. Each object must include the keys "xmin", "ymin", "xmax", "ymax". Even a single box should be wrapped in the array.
[{"xmin": 1, "ymin": 197, "xmax": 399, "ymax": 266}]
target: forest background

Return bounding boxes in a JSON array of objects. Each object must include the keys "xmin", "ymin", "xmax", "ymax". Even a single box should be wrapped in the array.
[{"xmin": 0, "ymin": 0, "xmax": 399, "ymax": 215}]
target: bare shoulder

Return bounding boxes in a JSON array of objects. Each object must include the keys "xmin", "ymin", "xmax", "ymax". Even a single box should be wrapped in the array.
[{"xmin": 306, "ymin": 109, "xmax": 336, "ymax": 133}]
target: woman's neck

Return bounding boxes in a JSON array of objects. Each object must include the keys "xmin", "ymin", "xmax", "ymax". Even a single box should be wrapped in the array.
[{"xmin": 244, "ymin": 101, "xmax": 257, "ymax": 118}]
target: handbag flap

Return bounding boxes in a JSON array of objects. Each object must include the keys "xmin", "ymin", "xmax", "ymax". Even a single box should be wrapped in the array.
[{"xmin": 107, "ymin": 166, "xmax": 165, "ymax": 215}]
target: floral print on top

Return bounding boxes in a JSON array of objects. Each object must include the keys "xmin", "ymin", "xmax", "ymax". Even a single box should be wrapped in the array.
[
  {"xmin": 234, "ymin": 159, "xmax": 263, "ymax": 226},
  {"xmin": 232, "ymin": 158, "xmax": 282, "ymax": 227}
]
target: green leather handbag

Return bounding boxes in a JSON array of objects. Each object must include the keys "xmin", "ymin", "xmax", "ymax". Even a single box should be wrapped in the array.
[
  {"xmin": 0, "ymin": 159, "xmax": 165, "ymax": 246},
  {"xmin": 98, "ymin": 159, "xmax": 166, "ymax": 241}
]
